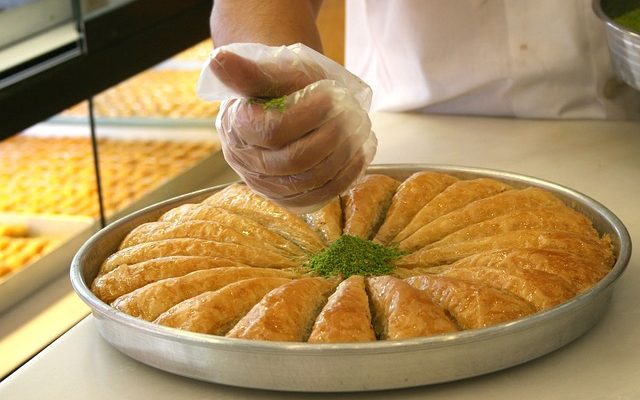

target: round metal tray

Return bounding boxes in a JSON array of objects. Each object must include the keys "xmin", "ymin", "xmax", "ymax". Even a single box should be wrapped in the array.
[{"xmin": 70, "ymin": 165, "xmax": 631, "ymax": 392}]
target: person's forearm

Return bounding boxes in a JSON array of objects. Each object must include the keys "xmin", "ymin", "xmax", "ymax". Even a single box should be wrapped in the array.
[{"xmin": 211, "ymin": 0, "xmax": 324, "ymax": 52}]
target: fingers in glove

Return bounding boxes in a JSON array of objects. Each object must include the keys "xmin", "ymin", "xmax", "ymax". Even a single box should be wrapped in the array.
[
  {"xmin": 221, "ymin": 115, "xmax": 344, "ymax": 176},
  {"xmin": 244, "ymin": 131, "xmax": 377, "ymax": 210},
  {"xmin": 224, "ymin": 85, "xmax": 334, "ymax": 149},
  {"xmin": 267, "ymin": 150, "xmax": 366, "ymax": 210},
  {"xmin": 239, "ymin": 131, "xmax": 370, "ymax": 198},
  {"xmin": 222, "ymin": 105, "xmax": 369, "ymax": 176},
  {"xmin": 209, "ymin": 49, "xmax": 325, "ymax": 98}
]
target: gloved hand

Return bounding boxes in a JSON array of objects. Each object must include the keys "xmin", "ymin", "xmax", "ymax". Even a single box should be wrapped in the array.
[{"xmin": 198, "ymin": 43, "xmax": 377, "ymax": 212}]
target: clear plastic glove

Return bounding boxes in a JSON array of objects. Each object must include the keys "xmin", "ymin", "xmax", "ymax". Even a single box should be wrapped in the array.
[{"xmin": 197, "ymin": 43, "xmax": 377, "ymax": 212}]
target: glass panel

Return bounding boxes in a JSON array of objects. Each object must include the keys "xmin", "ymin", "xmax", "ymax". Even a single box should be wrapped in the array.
[
  {"xmin": 0, "ymin": 106, "xmax": 97, "ymax": 378},
  {"xmin": 0, "ymin": 0, "xmax": 82, "ymax": 88},
  {"xmin": 84, "ymin": 40, "xmax": 228, "ymax": 222},
  {"xmin": 0, "ymin": 0, "xmax": 74, "ymax": 48},
  {"xmin": 80, "ymin": 0, "xmax": 132, "ymax": 18},
  {"xmin": 58, "ymin": 39, "xmax": 219, "ymax": 126},
  {"xmin": 0, "ymin": 1, "xmax": 222, "ymax": 377},
  {"xmin": 0, "ymin": 108, "xmax": 97, "ymax": 217}
]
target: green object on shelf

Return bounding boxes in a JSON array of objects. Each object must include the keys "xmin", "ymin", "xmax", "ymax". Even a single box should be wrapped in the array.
[{"xmin": 615, "ymin": 7, "xmax": 640, "ymax": 33}]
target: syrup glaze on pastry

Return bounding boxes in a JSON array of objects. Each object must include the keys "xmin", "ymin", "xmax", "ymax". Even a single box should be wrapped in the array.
[
  {"xmin": 342, "ymin": 174, "xmax": 401, "ymax": 240},
  {"xmin": 92, "ymin": 171, "xmax": 615, "ymax": 343},
  {"xmin": 226, "ymin": 277, "xmax": 338, "ymax": 341},
  {"xmin": 308, "ymin": 275, "xmax": 376, "ymax": 343},
  {"xmin": 111, "ymin": 266, "xmax": 298, "ymax": 321},
  {"xmin": 374, "ymin": 171, "xmax": 459, "ymax": 245},
  {"xmin": 154, "ymin": 277, "xmax": 293, "ymax": 335},
  {"xmin": 367, "ymin": 276, "xmax": 458, "ymax": 339},
  {"xmin": 391, "ymin": 178, "xmax": 512, "ymax": 244}
]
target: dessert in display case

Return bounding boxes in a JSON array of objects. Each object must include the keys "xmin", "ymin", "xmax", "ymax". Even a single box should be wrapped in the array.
[
  {"xmin": 0, "ymin": 213, "xmax": 94, "ymax": 314},
  {"xmin": 58, "ymin": 40, "xmax": 220, "ymax": 126},
  {"xmin": 0, "ymin": 130, "xmax": 222, "ymax": 218}
]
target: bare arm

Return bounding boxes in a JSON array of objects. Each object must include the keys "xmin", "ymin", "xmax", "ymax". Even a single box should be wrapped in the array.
[{"xmin": 210, "ymin": 0, "xmax": 324, "ymax": 52}]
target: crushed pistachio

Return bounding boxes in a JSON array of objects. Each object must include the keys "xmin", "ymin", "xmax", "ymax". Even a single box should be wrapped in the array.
[
  {"xmin": 307, "ymin": 235, "xmax": 403, "ymax": 278},
  {"xmin": 615, "ymin": 8, "xmax": 640, "ymax": 33},
  {"xmin": 249, "ymin": 96, "xmax": 287, "ymax": 112},
  {"xmin": 263, "ymin": 96, "xmax": 287, "ymax": 112}
]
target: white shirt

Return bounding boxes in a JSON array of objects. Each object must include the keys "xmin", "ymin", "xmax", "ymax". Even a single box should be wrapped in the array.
[{"xmin": 345, "ymin": 0, "xmax": 640, "ymax": 119}]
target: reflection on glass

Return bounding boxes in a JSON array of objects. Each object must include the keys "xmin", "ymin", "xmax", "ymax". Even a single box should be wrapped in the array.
[
  {"xmin": 0, "ymin": 1, "xmax": 37, "ymax": 11},
  {"xmin": 80, "ymin": 0, "xmax": 130, "ymax": 18},
  {"xmin": 0, "ymin": 0, "xmax": 74, "ymax": 49},
  {"xmin": 59, "ymin": 40, "xmax": 219, "ymax": 124},
  {"xmin": 0, "ymin": 104, "xmax": 94, "ymax": 280},
  {"xmin": 0, "ymin": 0, "xmax": 82, "ymax": 88}
]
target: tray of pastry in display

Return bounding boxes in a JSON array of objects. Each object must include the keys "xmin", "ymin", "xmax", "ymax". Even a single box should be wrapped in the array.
[
  {"xmin": 0, "ymin": 214, "xmax": 95, "ymax": 314},
  {"xmin": 54, "ymin": 41, "xmax": 219, "ymax": 127},
  {"xmin": 2, "ymin": 128, "xmax": 226, "ymax": 223},
  {"xmin": 70, "ymin": 165, "xmax": 630, "ymax": 392}
]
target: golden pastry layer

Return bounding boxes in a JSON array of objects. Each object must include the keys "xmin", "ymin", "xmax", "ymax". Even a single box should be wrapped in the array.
[{"xmin": 92, "ymin": 171, "xmax": 615, "ymax": 343}]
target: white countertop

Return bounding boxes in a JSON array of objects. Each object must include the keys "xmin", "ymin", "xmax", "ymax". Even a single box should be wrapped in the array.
[{"xmin": 1, "ymin": 112, "xmax": 639, "ymax": 399}]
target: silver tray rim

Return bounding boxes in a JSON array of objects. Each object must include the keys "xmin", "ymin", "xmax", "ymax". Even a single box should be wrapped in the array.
[{"xmin": 69, "ymin": 164, "xmax": 632, "ymax": 390}]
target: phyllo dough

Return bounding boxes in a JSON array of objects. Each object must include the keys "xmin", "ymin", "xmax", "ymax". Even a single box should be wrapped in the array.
[
  {"xmin": 392, "ymin": 178, "xmax": 513, "ymax": 244},
  {"xmin": 158, "ymin": 203, "xmax": 306, "ymax": 257},
  {"xmin": 424, "ymin": 207, "xmax": 599, "ymax": 249},
  {"xmin": 226, "ymin": 277, "xmax": 337, "ymax": 341},
  {"xmin": 112, "ymin": 267, "xmax": 298, "ymax": 321},
  {"xmin": 373, "ymin": 171, "xmax": 459, "ymax": 245},
  {"xmin": 203, "ymin": 183, "xmax": 325, "ymax": 253},
  {"xmin": 342, "ymin": 174, "xmax": 400, "ymax": 239},
  {"xmin": 447, "ymin": 248, "xmax": 610, "ymax": 292},
  {"xmin": 395, "ymin": 230, "xmax": 613, "ymax": 269},
  {"xmin": 154, "ymin": 277, "xmax": 292, "ymax": 335},
  {"xmin": 367, "ymin": 276, "xmax": 458, "ymax": 339},
  {"xmin": 432, "ymin": 263, "xmax": 577, "ymax": 311},
  {"xmin": 308, "ymin": 275, "xmax": 376, "ymax": 343},
  {"xmin": 398, "ymin": 187, "xmax": 564, "ymax": 252},
  {"xmin": 119, "ymin": 220, "xmax": 296, "ymax": 257},
  {"xmin": 91, "ymin": 256, "xmax": 252, "ymax": 303},
  {"xmin": 405, "ymin": 275, "xmax": 535, "ymax": 329},
  {"xmin": 99, "ymin": 238, "xmax": 300, "ymax": 275},
  {"xmin": 302, "ymin": 197, "xmax": 343, "ymax": 245}
]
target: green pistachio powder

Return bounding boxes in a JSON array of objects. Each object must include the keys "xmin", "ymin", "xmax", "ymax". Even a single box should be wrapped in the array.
[
  {"xmin": 615, "ymin": 7, "xmax": 640, "ymax": 33},
  {"xmin": 262, "ymin": 96, "xmax": 287, "ymax": 112},
  {"xmin": 307, "ymin": 235, "xmax": 404, "ymax": 278},
  {"xmin": 250, "ymin": 96, "xmax": 288, "ymax": 112}
]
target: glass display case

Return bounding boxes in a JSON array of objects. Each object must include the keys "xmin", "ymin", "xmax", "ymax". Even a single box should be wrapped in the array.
[
  {"xmin": 0, "ymin": 0, "xmax": 216, "ymax": 379},
  {"xmin": 0, "ymin": 0, "xmax": 82, "ymax": 90}
]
